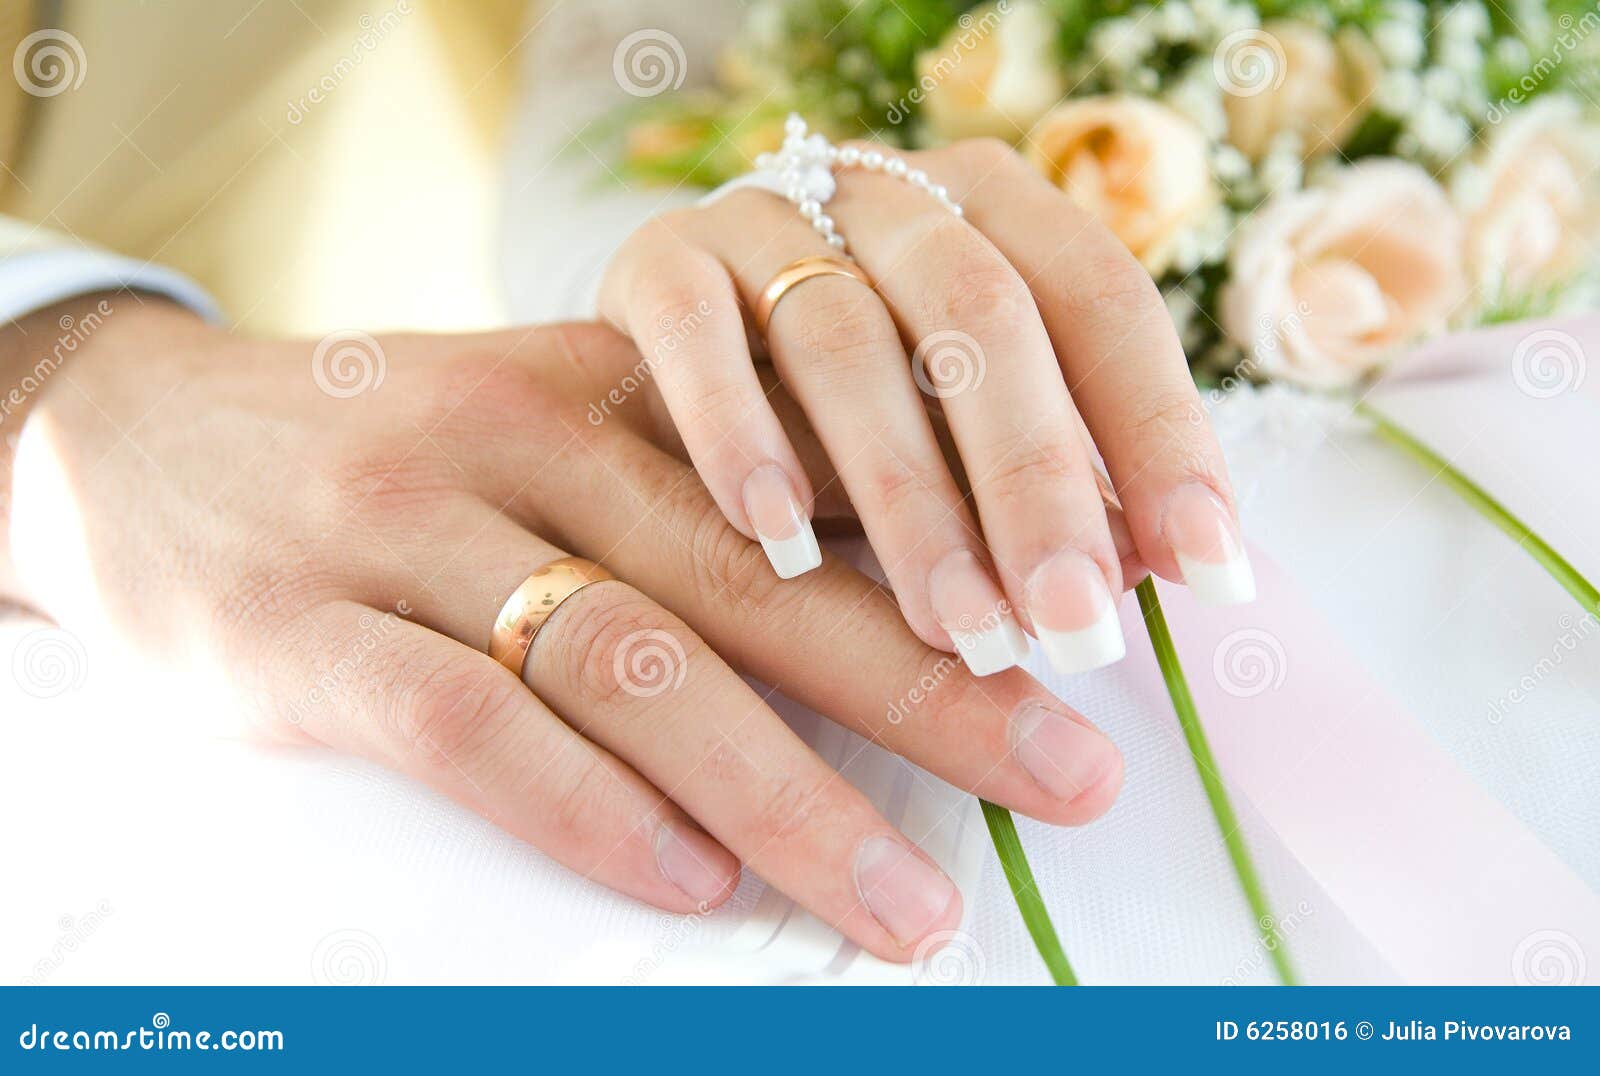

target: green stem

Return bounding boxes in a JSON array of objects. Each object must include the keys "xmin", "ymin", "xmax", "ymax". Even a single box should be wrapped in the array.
[
  {"xmin": 1357, "ymin": 401, "xmax": 1600, "ymax": 618},
  {"xmin": 1135, "ymin": 578, "xmax": 1299, "ymax": 986},
  {"xmin": 980, "ymin": 800, "xmax": 1077, "ymax": 985}
]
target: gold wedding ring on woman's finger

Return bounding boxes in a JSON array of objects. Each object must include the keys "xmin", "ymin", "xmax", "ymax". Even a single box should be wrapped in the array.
[{"xmin": 755, "ymin": 256, "xmax": 873, "ymax": 335}]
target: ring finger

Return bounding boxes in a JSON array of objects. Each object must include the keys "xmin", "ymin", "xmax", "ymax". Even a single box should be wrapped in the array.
[
  {"xmin": 697, "ymin": 190, "xmax": 1032, "ymax": 677},
  {"xmin": 385, "ymin": 502, "xmax": 964, "ymax": 962}
]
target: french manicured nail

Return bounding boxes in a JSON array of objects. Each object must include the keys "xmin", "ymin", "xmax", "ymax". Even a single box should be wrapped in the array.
[
  {"xmin": 928, "ymin": 549, "xmax": 1029, "ymax": 676},
  {"xmin": 854, "ymin": 836, "xmax": 958, "ymax": 946},
  {"xmin": 1026, "ymin": 549, "xmax": 1125, "ymax": 674},
  {"xmin": 1011, "ymin": 701, "xmax": 1117, "ymax": 802},
  {"xmin": 742, "ymin": 464, "xmax": 820, "ymax": 579},
  {"xmin": 1162, "ymin": 482, "xmax": 1255, "ymax": 604},
  {"xmin": 655, "ymin": 822, "xmax": 735, "ymax": 905}
]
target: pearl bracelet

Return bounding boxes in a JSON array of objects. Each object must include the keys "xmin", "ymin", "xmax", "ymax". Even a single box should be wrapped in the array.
[{"xmin": 700, "ymin": 113, "xmax": 962, "ymax": 257}]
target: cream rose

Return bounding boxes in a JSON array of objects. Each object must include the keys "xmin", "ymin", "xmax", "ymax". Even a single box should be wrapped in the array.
[
  {"xmin": 1221, "ymin": 22, "xmax": 1379, "ymax": 159},
  {"xmin": 916, "ymin": 0, "xmax": 1063, "ymax": 142},
  {"xmin": 1457, "ymin": 95, "xmax": 1600, "ymax": 300},
  {"xmin": 1026, "ymin": 95, "xmax": 1218, "ymax": 275},
  {"xmin": 1220, "ymin": 161, "xmax": 1468, "ymax": 388}
]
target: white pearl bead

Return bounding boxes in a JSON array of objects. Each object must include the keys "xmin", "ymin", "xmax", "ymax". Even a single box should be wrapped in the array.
[
  {"xmin": 885, "ymin": 157, "xmax": 907, "ymax": 177},
  {"xmin": 838, "ymin": 146, "xmax": 860, "ymax": 165},
  {"xmin": 930, "ymin": 184, "xmax": 948, "ymax": 201},
  {"xmin": 827, "ymin": 234, "xmax": 846, "ymax": 249},
  {"xmin": 951, "ymin": 205, "xmax": 964, "ymax": 217},
  {"xmin": 906, "ymin": 168, "xmax": 927, "ymax": 186},
  {"xmin": 861, "ymin": 150, "xmax": 884, "ymax": 170},
  {"xmin": 785, "ymin": 115, "xmax": 806, "ymax": 137},
  {"xmin": 785, "ymin": 186, "xmax": 804, "ymax": 202},
  {"xmin": 815, "ymin": 214, "xmax": 834, "ymax": 233},
  {"xmin": 798, "ymin": 199, "xmax": 821, "ymax": 218}
]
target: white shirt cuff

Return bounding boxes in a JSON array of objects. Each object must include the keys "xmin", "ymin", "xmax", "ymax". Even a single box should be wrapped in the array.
[{"xmin": 0, "ymin": 248, "xmax": 223, "ymax": 326}]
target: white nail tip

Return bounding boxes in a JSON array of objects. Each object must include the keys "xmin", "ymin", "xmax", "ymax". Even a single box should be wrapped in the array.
[
  {"xmin": 1176, "ymin": 551, "xmax": 1257, "ymax": 605},
  {"xmin": 1034, "ymin": 608, "xmax": 1126, "ymax": 676},
  {"xmin": 951, "ymin": 616, "xmax": 1031, "ymax": 677},
  {"xmin": 757, "ymin": 521, "xmax": 822, "ymax": 579}
]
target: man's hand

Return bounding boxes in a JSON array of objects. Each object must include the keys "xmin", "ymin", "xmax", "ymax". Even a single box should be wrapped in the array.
[{"xmin": 2, "ymin": 301, "xmax": 1122, "ymax": 962}]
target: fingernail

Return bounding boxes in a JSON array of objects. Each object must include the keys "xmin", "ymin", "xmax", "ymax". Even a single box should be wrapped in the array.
[
  {"xmin": 742, "ymin": 464, "xmax": 820, "ymax": 579},
  {"xmin": 928, "ymin": 550, "xmax": 1029, "ymax": 676},
  {"xmin": 1011, "ymin": 701, "xmax": 1117, "ymax": 802},
  {"xmin": 1026, "ymin": 549, "xmax": 1125, "ymax": 674},
  {"xmin": 1162, "ymin": 483, "xmax": 1255, "ymax": 604},
  {"xmin": 854, "ymin": 836, "xmax": 958, "ymax": 946},
  {"xmin": 655, "ymin": 822, "xmax": 735, "ymax": 905}
]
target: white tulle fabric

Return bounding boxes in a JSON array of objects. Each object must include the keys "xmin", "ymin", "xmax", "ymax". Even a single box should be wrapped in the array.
[{"xmin": 2, "ymin": 0, "xmax": 1593, "ymax": 987}]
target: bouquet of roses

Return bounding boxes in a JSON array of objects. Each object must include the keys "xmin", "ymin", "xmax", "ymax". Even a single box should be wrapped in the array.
[{"xmin": 619, "ymin": 0, "xmax": 1599, "ymax": 391}]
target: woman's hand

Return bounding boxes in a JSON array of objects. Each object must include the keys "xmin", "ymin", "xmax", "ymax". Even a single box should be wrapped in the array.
[
  {"xmin": 600, "ymin": 137, "xmax": 1252, "ymax": 679},
  {"xmin": 4, "ymin": 296, "xmax": 1122, "ymax": 963}
]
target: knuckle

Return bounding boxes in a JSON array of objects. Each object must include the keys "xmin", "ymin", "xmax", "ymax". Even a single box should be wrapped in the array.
[
  {"xmin": 897, "ymin": 647, "xmax": 981, "ymax": 734},
  {"xmin": 784, "ymin": 287, "xmax": 902, "ymax": 368},
  {"xmin": 543, "ymin": 583, "xmax": 692, "ymax": 707},
  {"xmin": 324, "ymin": 439, "xmax": 460, "ymax": 520},
  {"xmin": 918, "ymin": 260, "xmax": 1032, "ymax": 331},
  {"xmin": 979, "ymin": 430, "xmax": 1086, "ymax": 501},
  {"xmin": 388, "ymin": 653, "xmax": 523, "ymax": 773},
  {"xmin": 1117, "ymin": 388, "xmax": 1207, "ymax": 447},
  {"xmin": 864, "ymin": 453, "xmax": 949, "ymax": 518},
  {"xmin": 544, "ymin": 751, "xmax": 621, "ymax": 855},
  {"xmin": 688, "ymin": 494, "xmax": 788, "ymax": 609},
  {"xmin": 952, "ymin": 136, "xmax": 1018, "ymax": 172},
  {"xmin": 749, "ymin": 773, "xmax": 837, "ymax": 843},
  {"xmin": 1053, "ymin": 249, "xmax": 1161, "ymax": 327}
]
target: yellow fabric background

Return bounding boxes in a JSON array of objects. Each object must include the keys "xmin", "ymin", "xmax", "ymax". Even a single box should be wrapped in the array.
[{"xmin": 1, "ymin": 0, "xmax": 527, "ymax": 335}]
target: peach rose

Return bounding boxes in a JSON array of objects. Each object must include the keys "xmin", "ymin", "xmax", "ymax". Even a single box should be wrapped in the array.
[
  {"xmin": 1220, "ymin": 161, "xmax": 1468, "ymax": 388},
  {"xmin": 1026, "ymin": 95, "xmax": 1218, "ymax": 275},
  {"xmin": 1458, "ymin": 95, "xmax": 1600, "ymax": 299},
  {"xmin": 1221, "ymin": 22, "xmax": 1380, "ymax": 159},
  {"xmin": 916, "ymin": 0, "xmax": 1063, "ymax": 142}
]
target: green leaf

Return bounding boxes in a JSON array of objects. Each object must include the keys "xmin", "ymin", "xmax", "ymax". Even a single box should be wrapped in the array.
[
  {"xmin": 1358, "ymin": 402, "xmax": 1600, "ymax": 619},
  {"xmin": 980, "ymin": 800, "xmax": 1077, "ymax": 985},
  {"xmin": 1135, "ymin": 578, "xmax": 1299, "ymax": 986}
]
